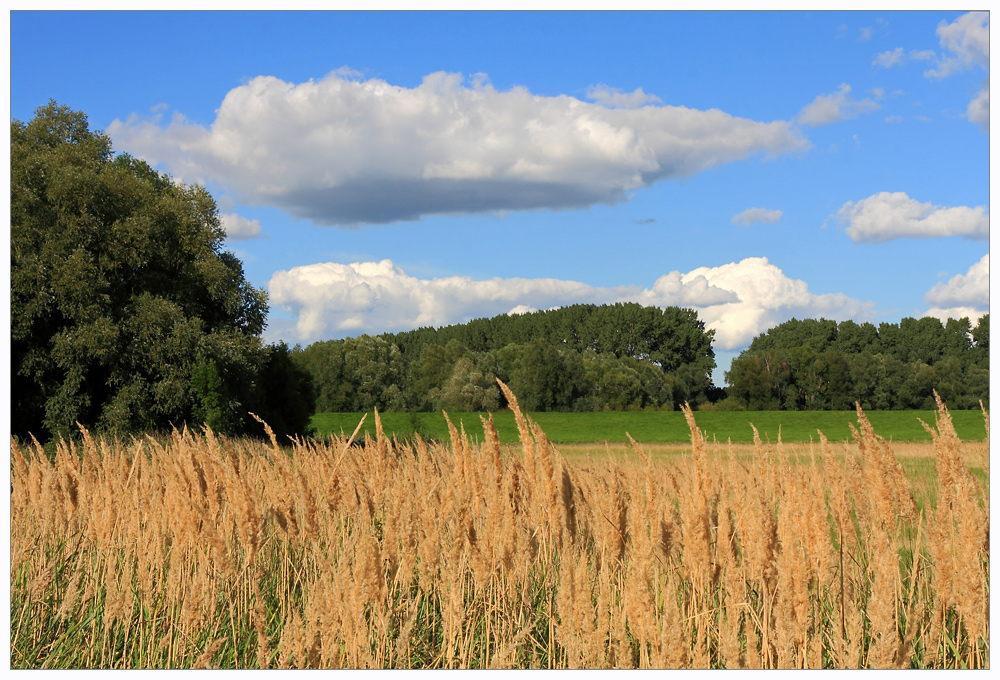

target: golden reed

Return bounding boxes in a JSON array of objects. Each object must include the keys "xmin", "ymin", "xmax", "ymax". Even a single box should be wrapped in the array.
[{"xmin": 10, "ymin": 384, "xmax": 988, "ymax": 668}]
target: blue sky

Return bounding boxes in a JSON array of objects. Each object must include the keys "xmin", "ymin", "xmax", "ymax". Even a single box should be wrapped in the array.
[{"xmin": 10, "ymin": 10, "xmax": 990, "ymax": 385}]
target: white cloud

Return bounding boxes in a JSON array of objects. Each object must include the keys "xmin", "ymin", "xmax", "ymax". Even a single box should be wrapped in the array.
[
  {"xmin": 219, "ymin": 212, "xmax": 265, "ymax": 240},
  {"xmin": 107, "ymin": 70, "xmax": 808, "ymax": 226},
  {"xmin": 731, "ymin": 207, "xmax": 782, "ymax": 225},
  {"xmin": 924, "ymin": 254, "xmax": 990, "ymax": 319},
  {"xmin": 923, "ymin": 12, "xmax": 989, "ymax": 131},
  {"xmin": 924, "ymin": 11, "xmax": 989, "ymax": 79},
  {"xmin": 861, "ymin": 14, "xmax": 988, "ymax": 131},
  {"xmin": 585, "ymin": 84, "xmax": 662, "ymax": 109},
  {"xmin": 266, "ymin": 257, "xmax": 873, "ymax": 351},
  {"xmin": 797, "ymin": 84, "xmax": 881, "ymax": 126},
  {"xmin": 884, "ymin": 115, "xmax": 904, "ymax": 123},
  {"xmin": 874, "ymin": 47, "xmax": 905, "ymax": 68},
  {"xmin": 837, "ymin": 191, "xmax": 989, "ymax": 243},
  {"xmin": 922, "ymin": 306, "xmax": 988, "ymax": 325},
  {"xmin": 268, "ymin": 260, "xmax": 609, "ymax": 340},
  {"xmin": 679, "ymin": 258, "xmax": 874, "ymax": 351},
  {"xmin": 967, "ymin": 81, "xmax": 989, "ymax": 131}
]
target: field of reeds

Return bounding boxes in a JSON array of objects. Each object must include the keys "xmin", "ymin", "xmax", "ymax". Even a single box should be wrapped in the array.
[{"xmin": 10, "ymin": 383, "xmax": 989, "ymax": 669}]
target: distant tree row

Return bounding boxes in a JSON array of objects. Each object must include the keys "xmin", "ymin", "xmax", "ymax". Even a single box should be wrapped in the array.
[
  {"xmin": 290, "ymin": 303, "xmax": 720, "ymax": 413},
  {"xmin": 723, "ymin": 316, "xmax": 989, "ymax": 411}
]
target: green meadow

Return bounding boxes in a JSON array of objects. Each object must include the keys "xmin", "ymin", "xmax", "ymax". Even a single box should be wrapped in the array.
[{"xmin": 309, "ymin": 407, "xmax": 989, "ymax": 445}]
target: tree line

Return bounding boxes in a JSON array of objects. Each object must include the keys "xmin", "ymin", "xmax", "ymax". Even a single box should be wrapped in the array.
[
  {"xmin": 289, "ymin": 303, "xmax": 721, "ymax": 414},
  {"xmin": 723, "ymin": 316, "xmax": 989, "ymax": 411}
]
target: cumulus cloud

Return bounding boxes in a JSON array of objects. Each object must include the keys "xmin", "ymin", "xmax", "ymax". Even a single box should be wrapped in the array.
[
  {"xmin": 967, "ymin": 85, "xmax": 989, "ymax": 131},
  {"xmin": 923, "ymin": 12, "xmax": 989, "ymax": 131},
  {"xmin": 268, "ymin": 260, "xmax": 608, "ymax": 340},
  {"xmin": 219, "ymin": 212, "xmax": 265, "ymax": 240},
  {"xmin": 107, "ymin": 70, "xmax": 808, "ymax": 226},
  {"xmin": 925, "ymin": 11, "xmax": 989, "ymax": 79},
  {"xmin": 922, "ymin": 306, "xmax": 988, "ymax": 325},
  {"xmin": 923, "ymin": 254, "xmax": 989, "ymax": 323},
  {"xmin": 732, "ymin": 207, "xmax": 782, "ymax": 225},
  {"xmin": 678, "ymin": 258, "xmax": 874, "ymax": 350},
  {"xmin": 797, "ymin": 84, "xmax": 881, "ymax": 126},
  {"xmin": 874, "ymin": 47, "xmax": 905, "ymax": 68},
  {"xmin": 837, "ymin": 191, "xmax": 989, "ymax": 243},
  {"xmin": 267, "ymin": 256, "xmax": 872, "ymax": 351}
]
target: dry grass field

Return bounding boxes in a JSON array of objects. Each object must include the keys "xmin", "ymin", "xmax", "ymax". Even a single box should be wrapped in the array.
[{"xmin": 10, "ymin": 383, "xmax": 989, "ymax": 668}]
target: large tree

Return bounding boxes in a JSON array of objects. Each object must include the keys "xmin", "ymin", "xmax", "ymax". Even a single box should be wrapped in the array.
[{"xmin": 11, "ymin": 102, "xmax": 278, "ymax": 440}]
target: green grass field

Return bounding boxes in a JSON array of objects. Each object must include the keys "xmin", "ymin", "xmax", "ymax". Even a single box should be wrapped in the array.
[{"xmin": 309, "ymin": 407, "xmax": 989, "ymax": 445}]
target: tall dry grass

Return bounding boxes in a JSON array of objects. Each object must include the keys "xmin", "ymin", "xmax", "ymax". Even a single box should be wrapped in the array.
[{"xmin": 10, "ymin": 384, "xmax": 989, "ymax": 668}]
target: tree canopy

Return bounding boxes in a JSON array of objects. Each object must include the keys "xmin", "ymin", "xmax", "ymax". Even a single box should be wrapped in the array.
[
  {"xmin": 11, "ymin": 102, "xmax": 313, "ymax": 441},
  {"xmin": 723, "ymin": 315, "xmax": 989, "ymax": 411},
  {"xmin": 291, "ymin": 302, "xmax": 718, "ymax": 413}
]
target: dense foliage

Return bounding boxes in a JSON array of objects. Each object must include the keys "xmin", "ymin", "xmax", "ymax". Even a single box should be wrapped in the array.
[
  {"xmin": 724, "ymin": 316, "xmax": 989, "ymax": 411},
  {"xmin": 11, "ymin": 102, "xmax": 314, "ymax": 441},
  {"xmin": 291, "ymin": 303, "xmax": 719, "ymax": 413}
]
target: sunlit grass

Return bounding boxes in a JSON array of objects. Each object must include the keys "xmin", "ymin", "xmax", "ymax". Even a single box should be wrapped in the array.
[{"xmin": 310, "ymin": 408, "xmax": 989, "ymax": 444}]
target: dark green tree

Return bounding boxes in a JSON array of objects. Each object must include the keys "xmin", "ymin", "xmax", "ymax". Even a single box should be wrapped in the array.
[
  {"xmin": 835, "ymin": 320, "xmax": 880, "ymax": 354},
  {"xmin": 971, "ymin": 313, "xmax": 989, "ymax": 351},
  {"xmin": 848, "ymin": 353, "xmax": 903, "ymax": 410},
  {"xmin": 291, "ymin": 339, "xmax": 357, "ymax": 413},
  {"xmin": 510, "ymin": 338, "xmax": 586, "ymax": 411},
  {"xmin": 969, "ymin": 314, "xmax": 989, "ymax": 369},
  {"xmin": 434, "ymin": 354, "xmax": 502, "ymax": 412},
  {"xmin": 411, "ymin": 339, "xmax": 469, "ymax": 410},
  {"xmin": 190, "ymin": 357, "xmax": 237, "ymax": 433},
  {"xmin": 943, "ymin": 317, "xmax": 973, "ymax": 358},
  {"xmin": 250, "ymin": 342, "xmax": 316, "ymax": 440},
  {"xmin": 725, "ymin": 350, "xmax": 792, "ymax": 410},
  {"xmin": 580, "ymin": 350, "xmax": 645, "ymax": 411},
  {"xmin": 11, "ymin": 102, "xmax": 274, "ymax": 440},
  {"xmin": 729, "ymin": 314, "xmax": 987, "ymax": 411},
  {"xmin": 898, "ymin": 362, "xmax": 938, "ymax": 409},
  {"xmin": 341, "ymin": 335, "xmax": 407, "ymax": 412},
  {"xmin": 964, "ymin": 365, "xmax": 990, "ymax": 408},
  {"xmin": 898, "ymin": 317, "xmax": 950, "ymax": 365},
  {"xmin": 787, "ymin": 348, "xmax": 852, "ymax": 410},
  {"xmin": 747, "ymin": 318, "xmax": 838, "ymax": 353}
]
